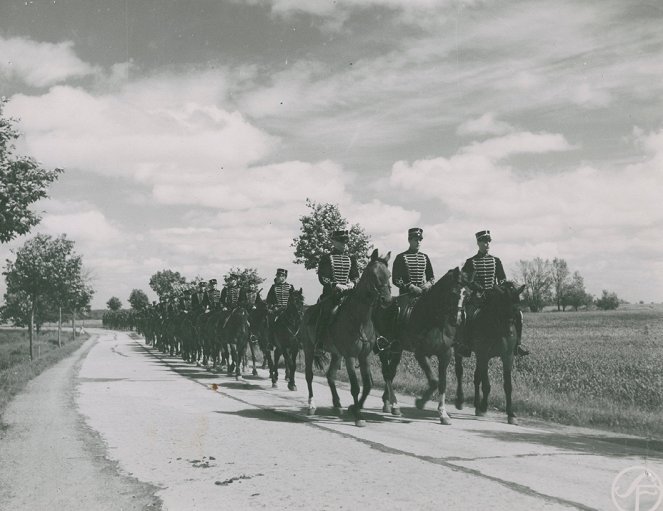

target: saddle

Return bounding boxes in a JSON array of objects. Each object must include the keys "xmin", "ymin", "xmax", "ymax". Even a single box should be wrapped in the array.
[{"xmin": 396, "ymin": 294, "xmax": 419, "ymax": 331}]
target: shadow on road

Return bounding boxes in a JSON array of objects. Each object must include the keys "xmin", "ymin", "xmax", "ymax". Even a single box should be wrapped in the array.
[{"xmin": 475, "ymin": 429, "xmax": 663, "ymax": 460}]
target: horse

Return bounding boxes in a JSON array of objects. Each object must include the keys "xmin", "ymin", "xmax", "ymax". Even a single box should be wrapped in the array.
[
  {"xmin": 299, "ymin": 249, "xmax": 392, "ymax": 427},
  {"xmin": 222, "ymin": 306, "xmax": 252, "ymax": 380},
  {"xmin": 248, "ymin": 295, "xmax": 273, "ymax": 377},
  {"xmin": 374, "ymin": 267, "xmax": 472, "ymax": 425},
  {"xmin": 271, "ymin": 288, "xmax": 305, "ymax": 390},
  {"xmin": 453, "ymin": 281, "xmax": 525, "ymax": 425}
]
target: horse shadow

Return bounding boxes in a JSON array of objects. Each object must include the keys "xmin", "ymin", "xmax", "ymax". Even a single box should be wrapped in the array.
[
  {"xmin": 475, "ymin": 429, "xmax": 663, "ymax": 461},
  {"xmin": 214, "ymin": 406, "xmax": 414, "ymax": 426}
]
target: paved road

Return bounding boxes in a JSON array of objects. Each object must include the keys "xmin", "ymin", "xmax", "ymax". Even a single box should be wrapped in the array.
[{"xmin": 1, "ymin": 329, "xmax": 661, "ymax": 510}]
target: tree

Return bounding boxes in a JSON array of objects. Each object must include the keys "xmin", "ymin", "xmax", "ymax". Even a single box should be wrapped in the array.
[
  {"xmin": 516, "ymin": 258, "xmax": 553, "ymax": 312},
  {"xmin": 223, "ymin": 267, "xmax": 265, "ymax": 290},
  {"xmin": 551, "ymin": 258, "xmax": 570, "ymax": 311},
  {"xmin": 106, "ymin": 296, "xmax": 122, "ymax": 311},
  {"xmin": 595, "ymin": 290, "xmax": 620, "ymax": 310},
  {"xmin": 128, "ymin": 289, "xmax": 150, "ymax": 311},
  {"xmin": 292, "ymin": 199, "xmax": 372, "ymax": 271},
  {"xmin": 562, "ymin": 271, "xmax": 593, "ymax": 311},
  {"xmin": 0, "ymin": 98, "xmax": 63, "ymax": 243},
  {"xmin": 2, "ymin": 234, "xmax": 90, "ymax": 359},
  {"xmin": 149, "ymin": 270, "xmax": 186, "ymax": 300}
]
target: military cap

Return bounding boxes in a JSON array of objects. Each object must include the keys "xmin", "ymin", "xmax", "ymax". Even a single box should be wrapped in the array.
[
  {"xmin": 198, "ymin": 281, "xmax": 206, "ymax": 287},
  {"xmin": 331, "ymin": 229, "xmax": 349, "ymax": 242},
  {"xmin": 208, "ymin": 278, "xmax": 217, "ymax": 285},
  {"xmin": 475, "ymin": 229, "xmax": 491, "ymax": 241},
  {"xmin": 276, "ymin": 268, "xmax": 288, "ymax": 277},
  {"xmin": 408, "ymin": 227, "xmax": 423, "ymax": 239}
]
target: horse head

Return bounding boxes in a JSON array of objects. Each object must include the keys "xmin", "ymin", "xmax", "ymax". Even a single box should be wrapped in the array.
[
  {"xmin": 287, "ymin": 287, "xmax": 305, "ymax": 318},
  {"xmin": 361, "ymin": 248, "xmax": 392, "ymax": 307}
]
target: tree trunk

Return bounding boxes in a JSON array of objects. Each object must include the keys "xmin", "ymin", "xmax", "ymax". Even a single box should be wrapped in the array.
[
  {"xmin": 29, "ymin": 299, "xmax": 35, "ymax": 361},
  {"xmin": 58, "ymin": 306, "xmax": 62, "ymax": 347}
]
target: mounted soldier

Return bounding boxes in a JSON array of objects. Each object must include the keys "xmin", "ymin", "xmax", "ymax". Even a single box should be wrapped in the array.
[
  {"xmin": 389, "ymin": 227, "xmax": 435, "ymax": 333},
  {"xmin": 314, "ymin": 229, "xmax": 360, "ymax": 351},
  {"xmin": 266, "ymin": 268, "xmax": 294, "ymax": 343},
  {"xmin": 220, "ymin": 275, "xmax": 240, "ymax": 311},
  {"xmin": 456, "ymin": 229, "xmax": 529, "ymax": 357},
  {"xmin": 240, "ymin": 281, "xmax": 260, "ymax": 310},
  {"xmin": 207, "ymin": 278, "xmax": 221, "ymax": 311},
  {"xmin": 191, "ymin": 281, "xmax": 208, "ymax": 315}
]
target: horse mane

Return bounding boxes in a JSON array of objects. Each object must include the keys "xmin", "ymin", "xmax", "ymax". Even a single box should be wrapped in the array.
[{"xmin": 410, "ymin": 268, "xmax": 459, "ymax": 328}]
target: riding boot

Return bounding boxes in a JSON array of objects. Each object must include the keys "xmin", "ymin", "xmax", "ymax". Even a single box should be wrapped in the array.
[{"xmin": 514, "ymin": 310, "xmax": 529, "ymax": 356}]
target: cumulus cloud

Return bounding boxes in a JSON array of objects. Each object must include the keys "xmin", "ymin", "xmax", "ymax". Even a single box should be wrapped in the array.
[
  {"xmin": 460, "ymin": 132, "xmax": 576, "ymax": 160},
  {"xmin": 0, "ymin": 36, "xmax": 98, "ymax": 87},
  {"xmin": 457, "ymin": 113, "xmax": 515, "ymax": 137}
]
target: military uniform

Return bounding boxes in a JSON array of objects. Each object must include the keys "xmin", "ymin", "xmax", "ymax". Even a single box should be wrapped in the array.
[
  {"xmin": 266, "ymin": 269, "xmax": 294, "ymax": 312},
  {"xmin": 191, "ymin": 284, "xmax": 208, "ymax": 315},
  {"xmin": 220, "ymin": 283, "xmax": 241, "ymax": 310},
  {"xmin": 457, "ymin": 230, "xmax": 528, "ymax": 357},
  {"xmin": 315, "ymin": 230, "xmax": 360, "ymax": 347},
  {"xmin": 392, "ymin": 228, "xmax": 434, "ymax": 295},
  {"xmin": 207, "ymin": 279, "xmax": 221, "ymax": 311}
]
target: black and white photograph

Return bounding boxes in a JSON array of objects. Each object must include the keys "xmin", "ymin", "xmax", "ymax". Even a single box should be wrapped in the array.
[{"xmin": 1, "ymin": 1, "xmax": 662, "ymax": 510}]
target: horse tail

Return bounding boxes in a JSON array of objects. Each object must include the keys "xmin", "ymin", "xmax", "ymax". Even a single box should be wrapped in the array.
[{"xmin": 313, "ymin": 350, "xmax": 328, "ymax": 370}]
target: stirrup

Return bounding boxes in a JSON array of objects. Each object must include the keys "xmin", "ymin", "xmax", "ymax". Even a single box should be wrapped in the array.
[{"xmin": 374, "ymin": 335, "xmax": 392, "ymax": 352}]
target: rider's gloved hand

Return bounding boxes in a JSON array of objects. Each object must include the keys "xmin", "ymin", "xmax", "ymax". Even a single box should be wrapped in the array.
[{"xmin": 409, "ymin": 284, "xmax": 423, "ymax": 296}]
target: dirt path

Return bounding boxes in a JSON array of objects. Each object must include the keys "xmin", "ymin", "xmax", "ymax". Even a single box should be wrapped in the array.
[
  {"xmin": 2, "ymin": 329, "xmax": 662, "ymax": 510},
  {"xmin": 0, "ymin": 335, "xmax": 162, "ymax": 511}
]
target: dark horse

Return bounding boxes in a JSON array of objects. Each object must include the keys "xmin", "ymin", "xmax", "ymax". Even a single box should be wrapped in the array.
[
  {"xmin": 299, "ymin": 249, "xmax": 392, "ymax": 427},
  {"xmin": 454, "ymin": 281, "xmax": 525, "ymax": 425},
  {"xmin": 271, "ymin": 288, "xmax": 305, "ymax": 390},
  {"xmin": 248, "ymin": 295, "xmax": 272, "ymax": 377},
  {"xmin": 223, "ymin": 306, "xmax": 252, "ymax": 380},
  {"xmin": 374, "ymin": 268, "xmax": 471, "ymax": 425}
]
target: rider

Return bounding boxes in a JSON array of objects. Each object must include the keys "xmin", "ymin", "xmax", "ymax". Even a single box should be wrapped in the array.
[
  {"xmin": 220, "ymin": 275, "xmax": 241, "ymax": 312},
  {"xmin": 314, "ymin": 229, "xmax": 360, "ymax": 351},
  {"xmin": 456, "ymin": 229, "xmax": 529, "ymax": 357},
  {"xmin": 191, "ymin": 281, "xmax": 208, "ymax": 315},
  {"xmin": 392, "ymin": 227, "xmax": 435, "ymax": 296},
  {"xmin": 266, "ymin": 268, "xmax": 294, "ymax": 341},
  {"xmin": 207, "ymin": 278, "xmax": 221, "ymax": 311},
  {"xmin": 387, "ymin": 227, "xmax": 435, "ymax": 337},
  {"xmin": 240, "ymin": 281, "xmax": 260, "ymax": 310}
]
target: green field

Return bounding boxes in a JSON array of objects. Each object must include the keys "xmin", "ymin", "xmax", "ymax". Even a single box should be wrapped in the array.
[
  {"xmin": 0, "ymin": 329, "xmax": 87, "ymax": 418},
  {"xmin": 298, "ymin": 305, "xmax": 663, "ymax": 438}
]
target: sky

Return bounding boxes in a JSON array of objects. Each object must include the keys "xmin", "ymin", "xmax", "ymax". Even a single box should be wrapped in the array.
[{"xmin": 1, "ymin": 0, "xmax": 662, "ymax": 308}]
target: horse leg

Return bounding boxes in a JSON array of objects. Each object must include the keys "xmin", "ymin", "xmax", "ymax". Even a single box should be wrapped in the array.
[
  {"xmin": 380, "ymin": 349, "xmax": 403, "ymax": 416},
  {"xmin": 344, "ymin": 356, "xmax": 365, "ymax": 427},
  {"xmin": 503, "ymin": 352, "xmax": 518, "ymax": 425},
  {"xmin": 305, "ymin": 343, "xmax": 316, "ymax": 415},
  {"xmin": 414, "ymin": 351, "xmax": 438, "ymax": 410},
  {"xmin": 473, "ymin": 359, "xmax": 482, "ymax": 415},
  {"xmin": 454, "ymin": 353, "xmax": 465, "ymax": 410},
  {"xmin": 249, "ymin": 340, "xmax": 258, "ymax": 376},
  {"xmin": 272, "ymin": 348, "xmax": 281, "ymax": 387},
  {"xmin": 355, "ymin": 354, "xmax": 373, "ymax": 420},
  {"xmin": 287, "ymin": 349, "xmax": 297, "ymax": 391},
  {"xmin": 437, "ymin": 349, "xmax": 452, "ymax": 425},
  {"xmin": 326, "ymin": 353, "xmax": 343, "ymax": 413},
  {"xmin": 474, "ymin": 353, "xmax": 490, "ymax": 416}
]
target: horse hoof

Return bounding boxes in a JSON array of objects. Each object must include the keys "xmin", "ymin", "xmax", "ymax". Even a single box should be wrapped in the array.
[
  {"xmin": 415, "ymin": 398, "xmax": 425, "ymax": 410},
  {"xmin": 454, "ymin": 398, "xmax": 464, "ymax": 410},
  {"xmin": 333, "ymin": 406, "xmax": 343, "ymax": 415},
  {"xmin": 288, "ymin": 384, "xmax": 297, "ymax": 392},
  {"xmin": 475, "ymin": 409, "xmax": 485, "ymax": 417},
  {"xmin": 508, "ymin": 416, "xmax": 519, "ymax": 426},
  {"xmin": 391, "ymin": 406, "xmax": 402, "ymax": 417},
  {"xmin": 382, "ymin": 402, "xmax": 391, "ymax": 413},
  {"xmin": 440, "ymin": 416, "xmax": 452, "ymax": 425},
  {"xmin": 307, "ymin": 407, "xmax": 316, "ymax": 416},
  {"xmin": 355, "ymin": 419, "xmax": 367, "ymax": 427},
  {"xmin": 272, "ymin": 382, "xmax": 278, "ymax": 388},
  {"xmin": 252, "ymin": 369, "xmax": 258, "ymax": 376}
]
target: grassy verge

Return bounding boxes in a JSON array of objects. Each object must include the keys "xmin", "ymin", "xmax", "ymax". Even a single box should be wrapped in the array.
[
  {"xmin": 292, "ymin": 306, "xmax": 663, "ymax": 438},
  {"xmin": 0, "ymin": 328, "xmax": 88, "ymax": 419}
]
